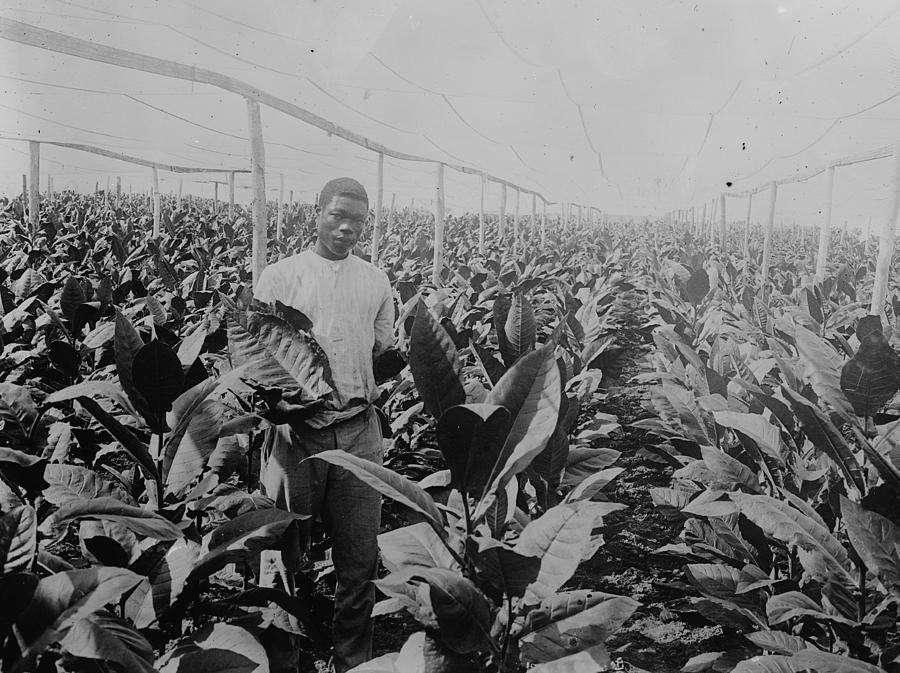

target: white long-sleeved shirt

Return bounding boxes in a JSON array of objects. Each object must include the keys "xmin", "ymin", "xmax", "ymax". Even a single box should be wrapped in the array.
[{"xmin": 253, "ymin": 249, "xmax": 394, "ymax": 427}]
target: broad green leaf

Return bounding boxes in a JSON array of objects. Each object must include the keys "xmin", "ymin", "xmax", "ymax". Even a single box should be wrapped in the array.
[
  {"xmin": 413, "ymin": 568, "xmax": 493, "ymax": 654},
  {"xmin": 840, "ymin": 496, "xmax": 900, "ymax": 598},
  {"xmin": 781, "ymin": 387, "xmax": 865, "ymax": 495},
  {"xmin": 72, "ymin": 396, "xmax": 158, "ymax": 482},
  {"xmin": 114, "ymin": 309, "xmax": 152, "ymax": 419},
  {"xmin": 528, "ymin": 644, "xmax": 612, "ymax": 673},
  {"xmin": 46, "ymin": 380, "xmax": 140, "ymax": 419},
  {"xmin": 0, "ymin": 505, "xmax": 36, "ymax": 574},
  {"xmin": 532, "ymin": 390, "xmax": 578, "ymax": 491},
  {"xmin": 731, "ymin": 655, "xmax": 808, "ymax": 673},
  {"xmin": 0, "ymin": 447, "xmax": 47, "ymax": 495},
  {"xmin": 479, "ymin": 345, "xmax": 561, "ymax": 514},
  {"xmin": 378, "ymin": 522, "xmax": 458, "ymax": 573},
  {"xmin": 188, "ymin": 508, "xmax": 306, "ymax": 582},
  {"xmin": 156, "ymin": 623, "xmax": 268, "ymax": 673},
  {"xmin": 790, "ymin": 650, "xmax": 886, "ymax": 673},
  {"xmin": 50, "ymin": 497, "xmax": 183, "ymax": 540},
  {"xmin": 435, "ymin": 403, "xmax": 510, "ymax": 497},
  {"xmin": 713, "ymin": 410, "xmax": 784, "ymax": 465},
  {"xmin": 515, "ymin": 503, "xmax": 599, "ymax": 604},
  {"xmin": 408, "ymin": 299, "xmax": 466, "ymax": 418},
  {"xmin": 514, "ymin": 589, "xmax": 625, "ymax": 638},
  {"xmin": 502, "ymin": 291, "xmax": 536, "ymax": 365},
  {"xmin": 43, "ymin": 464, "xmax": 133, "ymax": 507},
  {"xmin": 744, "ymin": 631, "xmax": 812, "ymax": 655},
  {"xmin": 59, "ymin": 275, "xmax": 86, "ymax": 323},
  {"xmin": 731, "ymin": 492, "xmax": 853, "ymax": 586},
  {"xmin": 469, "ymin": 537, "xmax": 541, "ymax": 599},
  {"xmin": 793, "ymin": 325, "xmax": 855, "ymax": 421},
  {"xmin": 840, "ymin": 317, "xmax": 900, "ymax": 417},
  {"xmin": 226, "ymin": 306, "xmax": 334, "ymax": 402},
  {"xmin": 685, "ymin": 563, "xmax": 741, "ymax": 600},
  {"xmin": 700, "ymin": 447, "xmax": 762, "ymax": 493},
  {"xmin": 309, "ymin": 449, "xmax": 445, "ymax": 538},
  {"xmin": 520, "ymin": 595, "xmax": 639, "ymax": 664},
  {"xmin": 560, "ymin": 448, "xmax": 621, "ymax": 491},
  {"xmin": 60, "ymin": 612, "xmax": 156, "ymax": 673},
  {"xmin": 0, "ymin": 383, "xmax": 38, "ymax": 451},
  {"xmin": 765, "ymin": 591, "xmax": 855, "ymax": 627},
  {"xmin": 132, "ymin": 339, "xmax": 186, "ymax": 423},
  {"xmin": 563, "ymin": 468, "xmax": 624, "ymax": 503},
  {"xmin": 16, "ymin": 568, "xmax": 143, "ymax": 664},
  {"xmin": 126, "ymin": 538, "xmax": 200, "ymax": 628}
]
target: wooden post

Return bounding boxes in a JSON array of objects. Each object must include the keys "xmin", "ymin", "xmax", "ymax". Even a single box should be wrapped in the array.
[
  {"xmin": 277, "ymin": 173, "xmax": 285, "ymax": 241},
  {"xmin": 760, "ymin": 182, "xmax": 777, "ymax": 296},
  {"xmin": 387, "ymin": 192, "xmax": 396, "ymax": 238},
  {"xmin": 46, "ymin": 173, "xmax": 51, "ymax": 198},
  {"xmin": 541, "ymin": 199, "xmax": 547, "ymax": 249},
  {"xmin": 478, "ymin": 173, "xmax": 486, "ymax": 255},
  {"xmin": 531, "ymin": 193, "xmax": 537, "ymax": 237},
  {"xmin": 744, "ymin": 193, "xmax": 753, "ymax": 261},
  {"xmin": 213, "ymin": 181, "xmax": 219, "ymax": 213},
  {"xmin": 577, "ymin": 204, "xmax": 582, "ymax": 228},
  {"xmin": 28, "ymin": 141, "xmax": 39, "ymax": 234},
  {"xmin": 115, "ymin": 175, "xmax": 121, "ymax": 205},
  {"xmin": 289, "ymin": 189, "xmax": 294, "ymax": 205},
  {"xmin": 870, "ymin": 142, "xmax": 900, "ymax": 315},
  {"xmin": 499, "ymin": 183, "xmax": 507, "ymax": 241},
  {"xmin": 561, "ymin": 202, "xmax": 566, "ymax": 227},
  {"xmin": 372, "ymin": 153, "xmax": 384, "ymax": 264},
  {"xmin": 864, "ymin": 216, "xmax": 872, "ymax": 257},
  {"xmin": 151, "ymin": 166, "xmax": 160, "ymax": 238},
  {"xmin": 432, "ymin": 163, "xmax": 445, "ymax": 286},
  {"xmin": 718, "ymin": 193, "xmax": 727, "ymax": 249},
  {"xmin": 513, "ymin": 187, "xmax": 520, "ymax": 255},
  {"xmin": 177, "ymin": 178, "xmax": 183, "ymax": 209},
  {"xmin": 815, "ymin": 166, "xmax": 835, "ymax": 282},
  {"xmin": 228, "ymin": 171, "xmax": 235, "ymax": 219},
  {"xmin": 700, "ymin": 202, "xmax": 707, "ymax": 239},
  {"xmin": 246, "ymin": 97, "xmax": 267, "ymax": 287}
]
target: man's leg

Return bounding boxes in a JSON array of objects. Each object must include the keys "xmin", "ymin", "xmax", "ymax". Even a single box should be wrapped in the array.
[{"xmin": 321, "ymin": 408, "xmax": 383, "ymax": 673}]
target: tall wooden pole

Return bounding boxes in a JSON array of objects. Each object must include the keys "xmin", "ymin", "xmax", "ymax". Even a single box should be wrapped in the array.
[
  {"xmin": 28, "ymin": 141, "xmax": 39, "ymax": 234},
  {"xmin": 700, "ymin": 202, "xmax": 707, "ymax": 239},
  {"xmin": 152, "ymin": 166, "xmax": 161, "ymax": 238},
  {"xmin": 513, "ymin": 187, "xmax": 520, "ymax": 255},
  {"xmin": 577, "ymin": 204, "xmax": 583, "ymax": 228},
  {"xmin": 478, "ymin": 173, "xmax": 486, "ymax": 255},
  {"xmin": 499, "ymin": 183, "xmax": 507, "ymax": 241},
  {"xmin": 432, "ymin": 163, "xmax": 445, "ymax": 286},
  {"xmin": 177, "ymin": 178, "xmax": 183, "ymax": 210},
  {"xmin": 228, "ymin": 171, "xmax": 235, "ymax": 219},
  {"xmin": 531, "ymin": 193, "xmax": 536, "ymax": 237},
  {"xmin": 246, "ymin": 97, "xmax": 267, "ymax": 287},
  {"xmin": 541, "ymin": 199, "xmax": 547, "ymax": 249},
  {"xmin": 870, "ymin": 142, "xmax": 900, "ymax": 315},
  {"xmin": 387, "ymin": 192, "xmax": 396, "ymax": 238},
  {"xmin": 372, "ymin": 153, "xmax": 384, "ymax": 264},
  {"xmin": 213, "ymin": 182, "xmax": 219, "ymax": 212},
  {"xmin": 718, "ymin": 193, "xmax": 727, "ymax": 250},
  {"xmin": 561, "ymin": 201, "xmax": 566, "ymax": 228},
  {"xmin": 760, "ymin": 182, "xmax": 778, "ymax": 297},
  {"xmin": 815, "ymin": 166, "xmax": 835, "ymax": 282},
  {"xmin": 277, "ymin": 173, "xmax": 285, "ymax": 242},
  {"xmin": 744, "ymin": 192, "xmax": 753, "ymax": 262}
]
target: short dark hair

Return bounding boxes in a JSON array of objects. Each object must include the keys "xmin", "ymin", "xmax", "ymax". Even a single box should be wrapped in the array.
[{"xmin": 318, "ymin": 177, "xmax": 368, "ymax": 210}]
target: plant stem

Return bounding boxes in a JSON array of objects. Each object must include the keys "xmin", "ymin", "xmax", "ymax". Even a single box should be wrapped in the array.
[
  {"xmin": 462, "ymin": 491, "xmax": 473, "ymax": 538},
  {"xmin": 857, "ymin": 561, "xmax": 866, "ymax": 623},
  {"xmin": 499, "ymin": 593, "xmax": 515, "ymax": 672}
]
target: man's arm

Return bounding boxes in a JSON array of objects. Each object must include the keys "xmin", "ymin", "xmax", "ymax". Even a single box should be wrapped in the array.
[
  {"xmin": 253, "ymin": 264, "xmax": 280, "ymax": 304},
  {"xmin": 373, "ymin": 274, "xmax": 395, "ymax": 357}
]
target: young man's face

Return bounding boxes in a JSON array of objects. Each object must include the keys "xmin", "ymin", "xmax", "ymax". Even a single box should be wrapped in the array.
[{"xmin": 315, "ymin": 194, "xmax": 368, "ymax": 259}]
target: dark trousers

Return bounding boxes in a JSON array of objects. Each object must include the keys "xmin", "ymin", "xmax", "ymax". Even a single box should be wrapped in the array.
[{"xmin": 261, "ymin": 407, "xmax": 383, "ymax": 673}]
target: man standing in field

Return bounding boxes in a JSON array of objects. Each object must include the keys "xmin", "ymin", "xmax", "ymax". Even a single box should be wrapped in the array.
[{"xmin": 254, "ymin": 177, "xmax": 394, "ymax": 672}]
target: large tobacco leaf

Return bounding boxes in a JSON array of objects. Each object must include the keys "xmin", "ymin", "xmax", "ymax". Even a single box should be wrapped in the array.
[
  {"xmin": 408, "ymin": 299, "xmax": 466, "ymax": 418},
  {"xmin": 156, "ymin": 623, "xmax": 268, "ymax": 673},
  {"xmin": 413, "ymin": 568, "xmax": 494, "ymax": 655},
  {"xmin": 0, "ymin": 505, "xmax": 37, "ymax": 574},
  {"xmin": 310, "ymin": 449, "xmax": 446, "ymax": 539},
  {"xmin": 793, "ymin": 324, "xmax": 855, "ymax": 421},
  {"xmin": 840, "ymin": 496, "xmax": 900, "ymax": 598},
  {"xmin": 49, "ymin": 497, "xmax": 184, "ymax": 540},
  {"xmin": 479, "ymin": 345, "xmax": 561, "ymax": 514},
  {"xmin": 435, "ymin": 403, "xmax": 510, "ymax": 497},
  {"xmin": 840, "ymin": 319, "xmax": 900, "ymax": 417},
  {"xmin": 502, "ymin": 291, "xmax": 536, "ymax": 366},
  {"xmin": 730, "ymin": 492, "xmax": 854, "ymax": 586},
  {"xmin": 519, "ymin": 595, "xmax": 639, "ymax": 665},
  {"xmin": 60, "ymin": 611, "xmax": 156, "ymax": 673},
  {"xmin": 226, "ymin": 304, "xmax": 334, "ymax": 403},
  {"xmin": 781, "ymin": 386, "xmax": 866, "ymax": 495}
]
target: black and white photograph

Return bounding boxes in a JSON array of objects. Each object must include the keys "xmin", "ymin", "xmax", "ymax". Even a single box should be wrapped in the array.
[{"xmin": 2, "ymin": 2, "xmax": 900, "ymax": 672}]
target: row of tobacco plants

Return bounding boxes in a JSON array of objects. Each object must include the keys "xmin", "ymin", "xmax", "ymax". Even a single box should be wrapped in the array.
[
  {"xmin": 0, "ymin": 190, "xmax": 644, "ymax": 673},
  {"xmin": 635, "ymin": 227, "xmax": 900, "ymax": 673}
]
